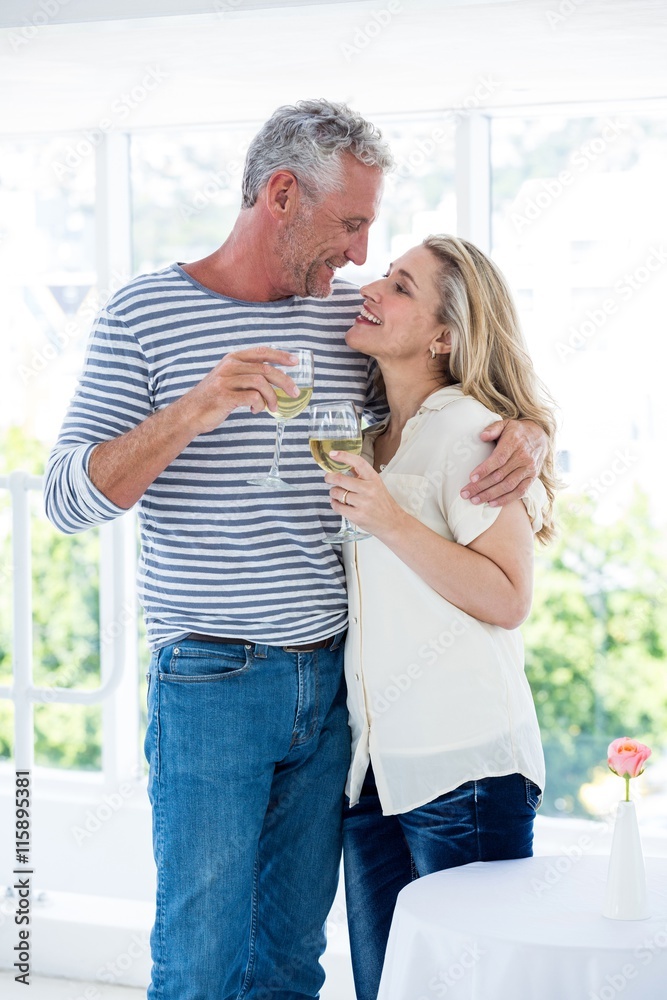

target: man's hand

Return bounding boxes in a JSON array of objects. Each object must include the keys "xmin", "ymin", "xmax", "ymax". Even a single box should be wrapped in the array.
[
  {"xmin": 460, "ymin": 418, "xmax": 548, "ymax": 507},
  {"xmin": 88, "ymin": 346, "xmax": 299, "ymax": 510},
  {"xmin": 183, "ymin": 347, "xmax": 300, "ymax": 435}
]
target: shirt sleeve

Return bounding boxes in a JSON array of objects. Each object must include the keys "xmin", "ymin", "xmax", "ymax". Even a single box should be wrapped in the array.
[
  {"xmin": 521, "ymin": 476, "xmax": 547, "ymax": 534},
  {"xmin": 44, "ymin": 305, "xmax": 153, "ymax": 534},
  {"xmin": 434, "ymin": 398, "xmax": 546, "ymax": 545}
]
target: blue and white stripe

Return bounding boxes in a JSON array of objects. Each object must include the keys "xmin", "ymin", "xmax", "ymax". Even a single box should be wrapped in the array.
[{"xmin": 45, "ymin": 264, "xmax": 383, "ymax": 650}]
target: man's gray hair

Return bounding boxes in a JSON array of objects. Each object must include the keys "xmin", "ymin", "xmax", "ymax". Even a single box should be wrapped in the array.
[{"xmin": 241, "ymin": 98, "xmax": 394, "ymax": 209}]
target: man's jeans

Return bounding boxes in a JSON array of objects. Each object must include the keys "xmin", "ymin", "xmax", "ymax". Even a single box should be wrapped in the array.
[
  {"xmin": 343, "ymin": 766, "xmax": 542, "ymax": 1000},
  {"xmin": 144, "ymin": 633, "xmax": 349, "ymax": 1000}
]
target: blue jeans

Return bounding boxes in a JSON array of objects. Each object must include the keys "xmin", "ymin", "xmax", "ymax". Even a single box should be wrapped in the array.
[
  {"xmin": 343, "ymin": 766, "xmax": 541, "ymax": 1000},
  {"xmin": 144, "ymin": 633, "xmax": 349, "ymax": 1000}
]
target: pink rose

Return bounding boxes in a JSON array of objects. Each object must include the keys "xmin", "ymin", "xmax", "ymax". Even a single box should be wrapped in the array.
[{"xmin": 608, "ymin": 737, "xmax": 652, "ymax": 779}]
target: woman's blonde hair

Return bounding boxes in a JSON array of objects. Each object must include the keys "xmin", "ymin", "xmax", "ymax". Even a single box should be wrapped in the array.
[{"xmin": 423, "ymin": 234, "xmax": 559, "ymax": 544}]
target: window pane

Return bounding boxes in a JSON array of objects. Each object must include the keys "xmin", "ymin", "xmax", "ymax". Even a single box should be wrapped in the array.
[
  {"xmin": 0, "ymin": 138, "xmax": 97, "ymax": 439},
  {"xmin": 347, "ymin": 117, "xmax": 456, "ymax": 288},
  {"xmin": 130, "ymin": 117, "xmax": 456, "ymax": 286},
  {"xmin": 131, "ymin": 127, "xmax": 254, "ymax": 273},
  {"xmin": 492, "ymin": 114, "xmax": 667, "ymax": 822},
  {"xmin": 0, "ymin": 139, "xmax": 103, "ymax": 769}
]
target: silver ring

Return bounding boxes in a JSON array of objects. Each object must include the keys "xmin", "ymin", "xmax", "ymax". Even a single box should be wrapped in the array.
[{"xmin": 341, "ymin": 489, "xmax": 350, "ymax": 505}]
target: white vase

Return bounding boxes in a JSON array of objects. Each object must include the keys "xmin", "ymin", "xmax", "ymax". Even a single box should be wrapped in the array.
[{"xmin": 603, "ymin": 799, "xmax": 650, "ymax": 920}]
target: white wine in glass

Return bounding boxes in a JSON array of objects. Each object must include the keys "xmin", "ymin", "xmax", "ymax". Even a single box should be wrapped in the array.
[
  {"xmin": 309, "ymin": 436, "xmax": 362, "ymax": 474},
  {"xmin": 247, "ymin": 348, "xmax": 314, "ymax": 490},
  {"xmin": 266, "ymin": 385, "xmax": 313, "ymax": 421},
  {"xmin": 309, "ymin": 401, "xmax": 369, "ymax": 543}
]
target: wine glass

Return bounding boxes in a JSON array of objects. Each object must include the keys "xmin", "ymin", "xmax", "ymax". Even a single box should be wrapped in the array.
[
  {"xmin": 247, "ymin": 348, "xmax": 314, "ymax": 490},
  {"xmin": 309, "ymin": 400, "xmax": 370, "ymax": 543}
]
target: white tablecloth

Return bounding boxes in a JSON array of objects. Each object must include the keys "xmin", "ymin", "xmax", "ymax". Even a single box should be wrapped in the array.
[{"xmin": 378, "ymin": 855, "xmax": 667, "ymax": 1000}]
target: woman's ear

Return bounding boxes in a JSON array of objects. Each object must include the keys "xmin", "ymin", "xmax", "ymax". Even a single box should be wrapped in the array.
[{"xmin": 431, "ymin": 329, "xmax": 452, "ymax": 356}]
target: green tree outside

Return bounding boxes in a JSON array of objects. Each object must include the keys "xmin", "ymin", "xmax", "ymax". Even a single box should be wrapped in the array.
[
  {"xmin": 0, "ymin": 427, "xmax": 102, "ymax": 768},
  {"xmin": 525, "ymin": 490, "xmax": 667, "ymax": 816}
]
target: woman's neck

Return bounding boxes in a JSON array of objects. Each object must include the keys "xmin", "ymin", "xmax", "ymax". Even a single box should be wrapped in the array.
[{"xmin": 382, "ymin": 368, "xmax": 445, "ymax": 437}]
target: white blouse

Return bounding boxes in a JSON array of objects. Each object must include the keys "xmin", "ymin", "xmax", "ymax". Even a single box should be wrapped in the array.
[{"xmin": 344, "ymin": 385, "xmax": 547, "ymax": 815}]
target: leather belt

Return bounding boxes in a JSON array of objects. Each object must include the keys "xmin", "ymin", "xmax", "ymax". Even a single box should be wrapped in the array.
[{"xmin": 185, "ymin": 632, "xmax": 338, "ymax": 653}]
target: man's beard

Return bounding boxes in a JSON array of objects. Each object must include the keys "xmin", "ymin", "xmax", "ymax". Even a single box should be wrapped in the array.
[{"xmin": 276, "ymin": 206, "xmax": 338, "ymax": 299}]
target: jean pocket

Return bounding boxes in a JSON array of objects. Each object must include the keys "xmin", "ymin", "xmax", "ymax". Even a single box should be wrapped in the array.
[
  {"xmin": 163, "ymin": 641, "xmax": 252, "ymax": 682},
  {"xmin": 525, "ymin": 777, "xmax": 543, "ymax": 811}
]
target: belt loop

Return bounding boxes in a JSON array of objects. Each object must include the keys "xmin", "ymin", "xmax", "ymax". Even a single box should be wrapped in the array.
[
  {"xmin": 254, "ymin": 643, "xmax": 268, "ymax": 659},
  {"xmin": 330, "ymin": 629, "xmax": 347, "ymax": 651}
]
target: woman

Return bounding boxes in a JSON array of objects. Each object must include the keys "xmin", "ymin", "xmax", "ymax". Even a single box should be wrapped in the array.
[{"xmin": 323, "ymin": 235, "xmax": 558, "ymax": 999}]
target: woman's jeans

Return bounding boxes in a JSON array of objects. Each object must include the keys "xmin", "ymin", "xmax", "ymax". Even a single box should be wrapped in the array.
[
  {"xmin": 343, "ymin": 766, "xmax": 542, "ymax": 1000},
  {"xmin": 144, "ymin": 633, "xmax": 349, "ymax": 1000}
]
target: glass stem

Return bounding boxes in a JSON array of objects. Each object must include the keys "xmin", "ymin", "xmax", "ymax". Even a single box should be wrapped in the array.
[{"xmin": 268, "ymin": 420, "xmax": 286, "ymax": 480}]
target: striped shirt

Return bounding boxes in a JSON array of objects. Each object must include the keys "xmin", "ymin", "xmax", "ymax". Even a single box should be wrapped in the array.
[{"xmin": 44, "ymin": 264, "xmax": 383, "ymax": 651}]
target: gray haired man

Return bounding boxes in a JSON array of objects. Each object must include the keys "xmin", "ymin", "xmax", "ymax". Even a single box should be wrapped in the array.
[{"xmin": 45, "ymin": 99, "xmax": 544, "ymax": 999}]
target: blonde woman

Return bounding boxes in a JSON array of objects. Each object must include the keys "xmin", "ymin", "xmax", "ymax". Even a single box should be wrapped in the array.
[{"xmin": 323, "ymin": 235, "xmax": 558, "ymax": 999}]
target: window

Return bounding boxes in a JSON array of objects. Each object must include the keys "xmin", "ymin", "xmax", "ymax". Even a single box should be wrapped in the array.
[
  {"xmin": 492, "ymin": 113, "xmax": 667, "ymax": 825},
  {"xmin": 3, "ymin": 111, "xmax": 665, "ymax": 832},
  {"xmin": 129, "ymin": 116, "xmax": 456, "ymax": 288},
  {"xmin": 0, "ymin": 138, "xmax": 103, "ymax": 769}
]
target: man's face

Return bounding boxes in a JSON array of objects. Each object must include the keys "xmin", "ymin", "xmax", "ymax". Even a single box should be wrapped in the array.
[{"xmin": 276, "ymin": 153, "xmax": 384, "ymax": 299}]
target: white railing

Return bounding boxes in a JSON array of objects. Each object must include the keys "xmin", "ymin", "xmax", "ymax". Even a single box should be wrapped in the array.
[{"xmin": 0, "ymin": 470, "xmax": 140, "ymax": 782}]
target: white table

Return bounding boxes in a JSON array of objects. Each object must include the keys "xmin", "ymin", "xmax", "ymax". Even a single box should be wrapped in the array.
[{"xmin": 378, "ymin": 855, "xmax": 667, "ymax": 1000}]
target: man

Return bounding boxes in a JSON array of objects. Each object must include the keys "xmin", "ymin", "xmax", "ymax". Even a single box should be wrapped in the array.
[{"xmin": 45, "ymin": 100, "xmax": 545, "ymax": 999}]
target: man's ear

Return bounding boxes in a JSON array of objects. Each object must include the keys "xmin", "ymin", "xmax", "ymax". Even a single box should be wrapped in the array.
[{"xmin": 264, "ymin": 171, "xmax": 299, "ymax": 219}]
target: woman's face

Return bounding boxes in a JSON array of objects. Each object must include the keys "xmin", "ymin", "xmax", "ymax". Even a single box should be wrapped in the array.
[{"xmin": 346, "ymin": 245, "xmax": 446, "ymax": 363}]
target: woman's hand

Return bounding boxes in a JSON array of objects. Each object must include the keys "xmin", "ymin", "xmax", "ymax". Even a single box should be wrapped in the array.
[
  {"xmin": 324, "ymin": 452, "xmax": 406, "ymax": 538},
  {"xmin": 327, "ymin": 451, "xmax": 533, "ymax": 628}
]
